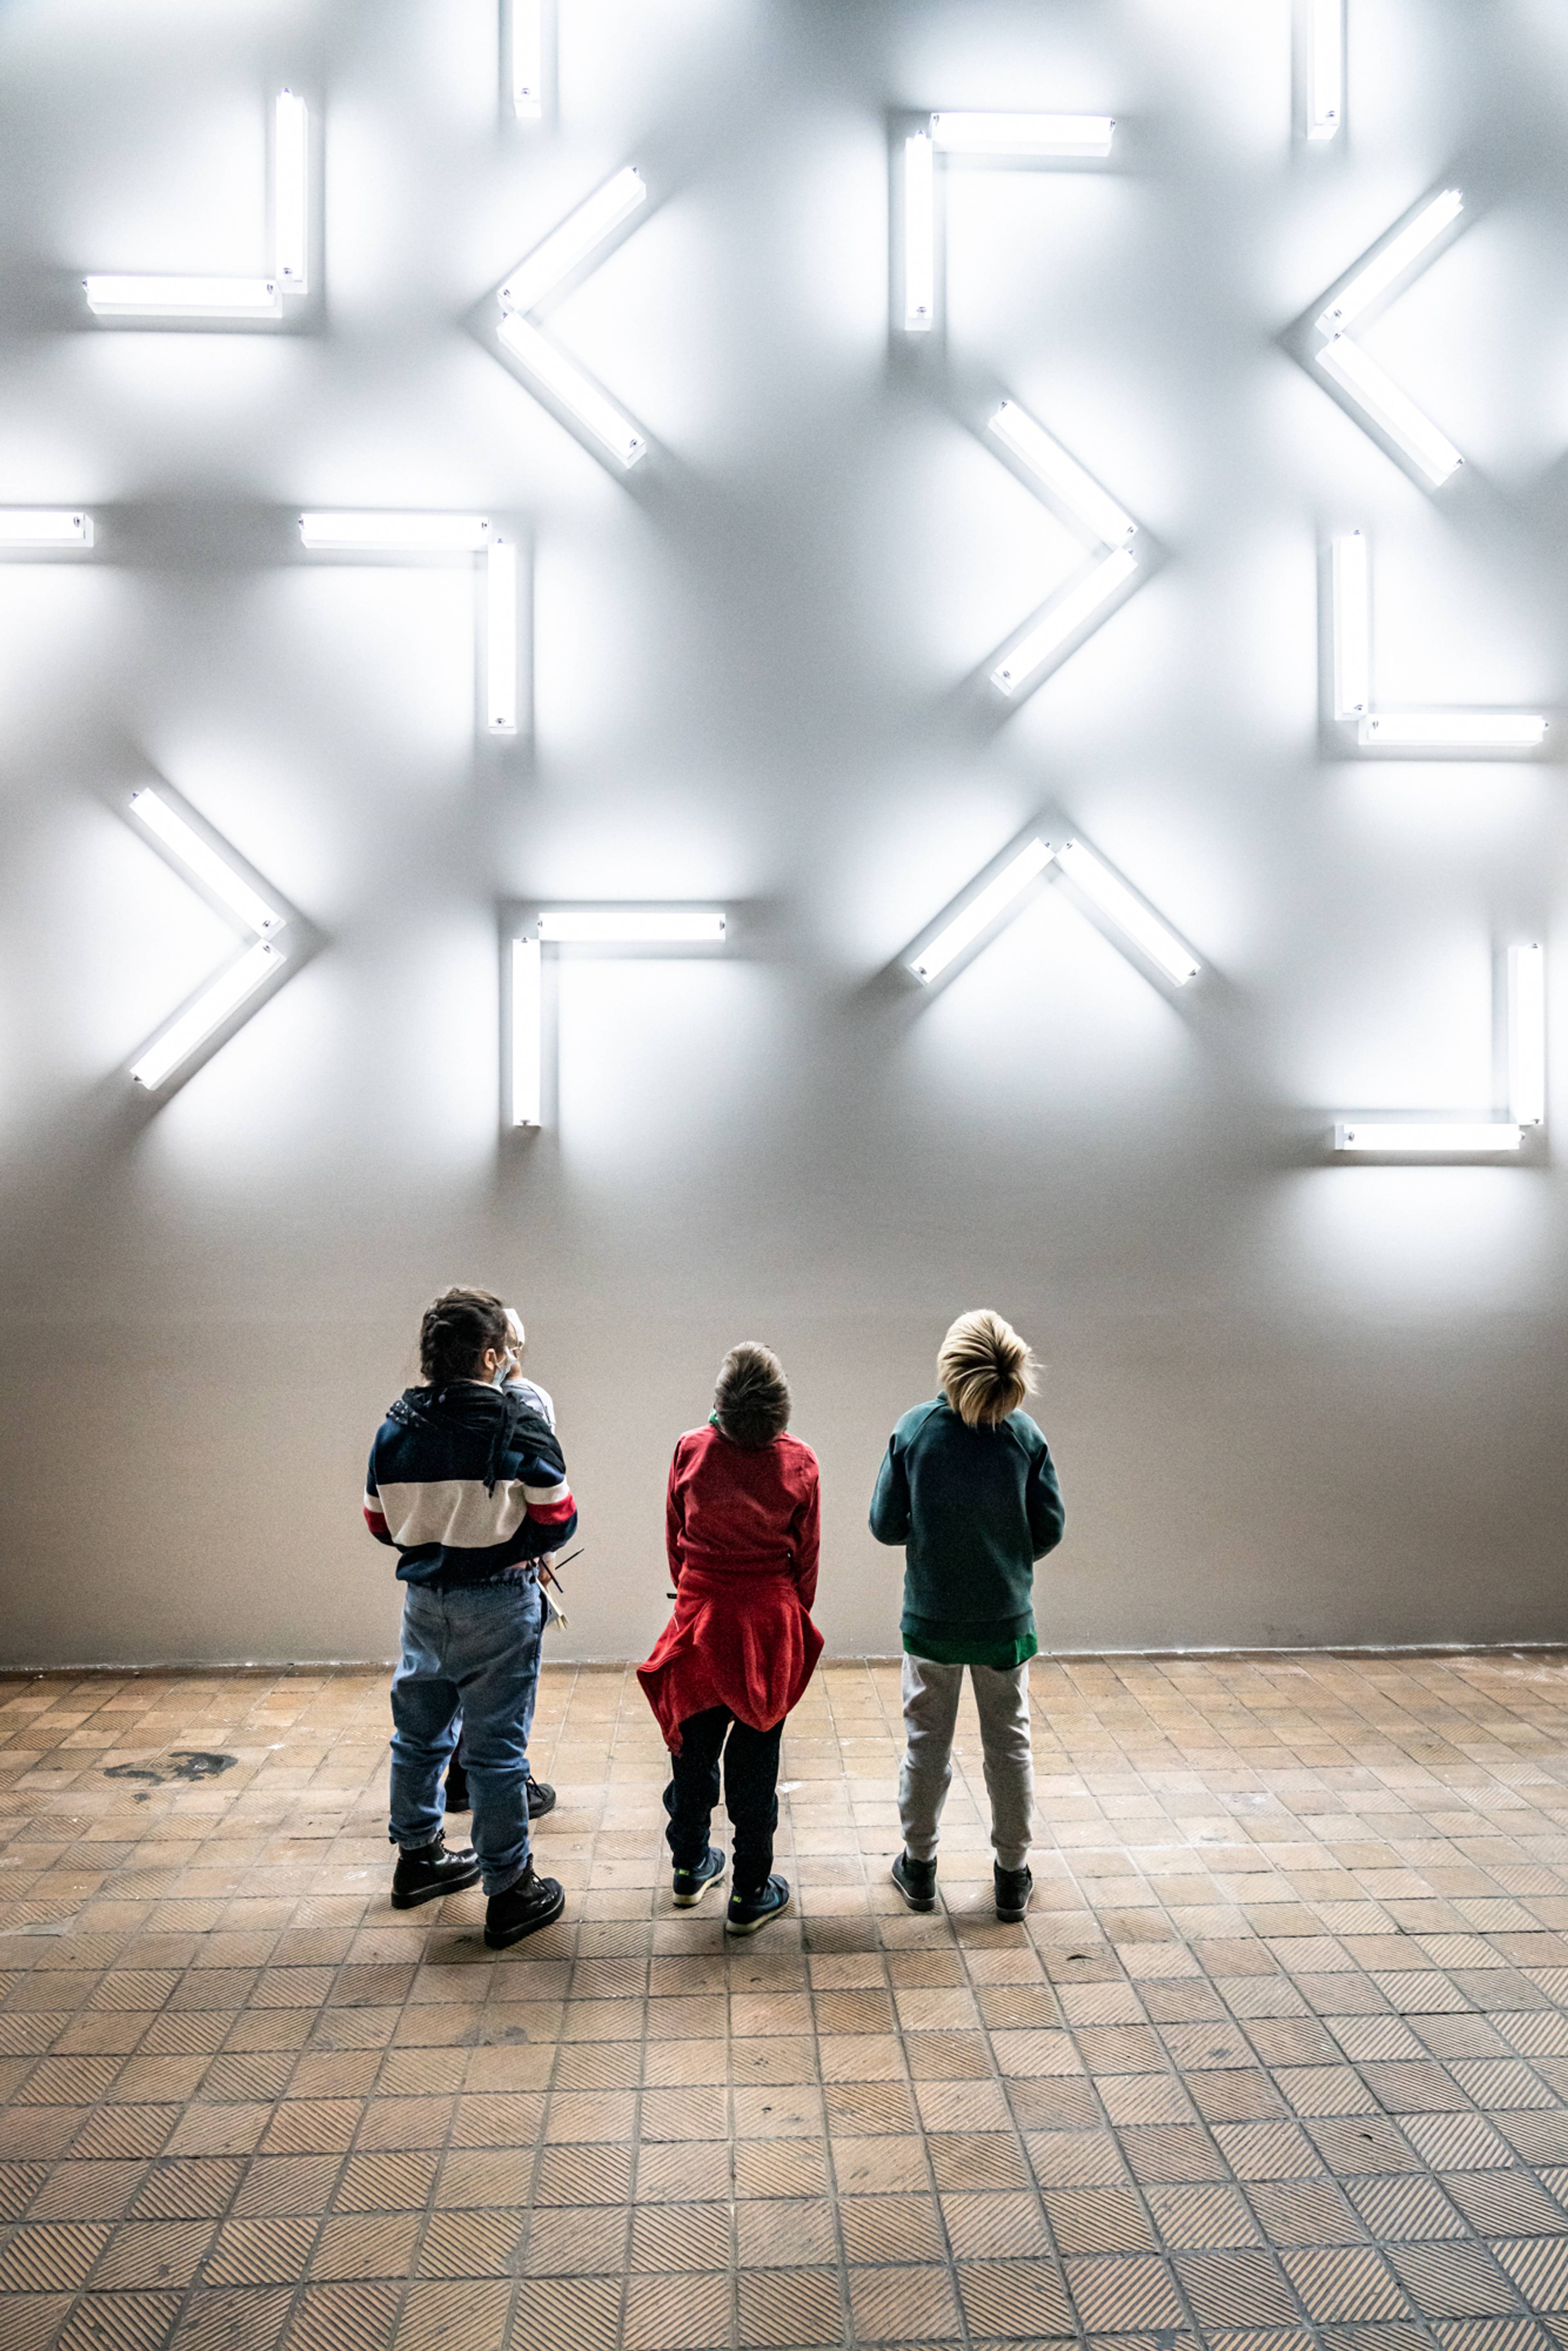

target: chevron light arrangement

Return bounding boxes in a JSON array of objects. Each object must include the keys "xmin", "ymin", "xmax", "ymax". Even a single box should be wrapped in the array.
[
  {"xmin": 298, "ymin": 514, "xmax": 520, "ymax": 737},
  {"xmin": 1330, "ymin": 528, "xmax": 1547, "ymax": 752},
  {"xmin": 1310, "ymin": 192, "xmax": 1466, "ymax": 486},
  {"xmin": 902, "ymin": 111, "xmax": 1116, "ymax": 339},
  {"xmin": 511, "ymin": 909, "xmax": 729, "ymax": 1128},
  {"xmin": 495, "ymin": 168, "xmax": 650, "ymax": 468},
  {"xmin": 906, "ymin": 833, "xmax": 1199, "ymax": 993},
  {"xmin": 85, "ymin": 89, "xmax": 310, "ymax": 323},
  {"xmin": 1333, "ymin": 941, "xmax": 1545, "ymax": 1155},
  {"xmin": 127, "ymin": 789, "xmax": 291, "ymax": 1091}
]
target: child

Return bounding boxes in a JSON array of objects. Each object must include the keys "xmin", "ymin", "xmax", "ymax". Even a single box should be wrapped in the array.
[
  {"xmin": 364, "ymin": 1286, "xmax": 577, "ymax": 1949},
  {"xmin": 870, "ymin": 1310, "xmax": 1064, "ymax": 1923},
  {"xmin": 638, "ymin": 1343, "xmax": 822, "ymax": 1935}
]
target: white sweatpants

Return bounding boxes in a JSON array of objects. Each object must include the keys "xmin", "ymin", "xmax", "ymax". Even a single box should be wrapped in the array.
[{"xmin": 898, "ymin": 1653, "xmax": 1034, "ymax": 1873}]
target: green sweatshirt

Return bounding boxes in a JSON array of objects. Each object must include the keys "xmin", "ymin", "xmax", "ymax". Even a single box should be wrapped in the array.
[{"xmin": 869, "ymin": 1399, "xmax": 1065, "ymax": 1668}]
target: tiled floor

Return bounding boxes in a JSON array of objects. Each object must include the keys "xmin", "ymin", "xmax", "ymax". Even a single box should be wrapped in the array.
[{"xmin": 5, "ymin": 1656, "xmax": 1568, "ymax": 2350}]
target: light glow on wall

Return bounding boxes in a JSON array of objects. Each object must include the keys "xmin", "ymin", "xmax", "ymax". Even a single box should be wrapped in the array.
[
  {"xmin": 909, "ymin": 839, "xmax": 1055, "ymax": 984},
  {"xmin": 1334, "ymin": 1121, "xmax": 1523, "ymax": 1155},
  {"xmin": 512, "ymin": 937, "xmax": 542, "ymax": 1127},
  {"xmin": 929, "ymin": 112, "xmax": 1116, "ymax": 158},
  {"xmin": 499, "ymin": 167, "xmax": 647, "ymax": 316},
  {"xmin": 1331, "ymin": 530, "xmax": 1369, "ymax": 720},
  {"xmin": 497, "ymin": 312, "xmax": 648, "ymax": 468},
  {"xmin": 1315, "ymin": 337, "xmax": 1463, "ymax": 486},
  {"xmin": 298, "ymin": 513, "xmax": 492, "ymax": 552},
  {"xmin": 129, "ymin": 789, "xmax": 282, "ymax": 938},
  {"xmin": 0, "ymin": 510, "xmax": 93, "ymax": 548},
  {"xmin": 487, "ymin": 541, "xmax": 519, "ymax": 736},
  {"xmin": 131, "ymin": 942, "xmax": 284, "ymax": 1092},
  {"xmin": 1055, "ymin": 840, "xmax": 1200, "ymax": 986},
  {"xmin": 85, "ymin": 275, "xmax": 283, "ymax": 321},
  {"xmin": 903, "ymin": 132, "xmax": 935, "ymax": 334},
  {"xmin": 1329, "ymin": 529, "xmax": 1545, "ymax": 751},
  {"xmin": 1333, "ymin": 943, "xmax": 1545, "ymax": 1158},
  {"xmin": 1305, "ymin": 0, "xmax": 1344, "ymax": 140},
  {"xmin": 274, "ymin": 90, "xmax": 310, "ymax": 294},
  {"xmin": 989, "ymin": 402, "xmax": 1136, "ymax": 549},
  {"xmin": 1316, "ymin": 192, "xmax": 1464, "ymax": 337},
  {"xmin": 538, "ymin": 910, "xmax": 727, "ymax": 944},
  {"xmin": 510, "ymin": 0, "xmax": 544, "ymax": 118},
  {"xmin": 1509, "ymin": 944, "xmax": 1546, "ymax": 1129},
  {"xmin": 991, "ymin": 548, "xmax": 1138, "ymax": 696},
  {"xmin": 1359, "ymin": 713, "xmax": 1547, "ymax": 750}
]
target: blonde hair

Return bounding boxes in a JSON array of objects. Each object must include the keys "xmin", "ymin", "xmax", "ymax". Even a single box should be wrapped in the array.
[{"xmin": 938, "ymin": 1310, "xmax": 1036, "ymax": 1428}]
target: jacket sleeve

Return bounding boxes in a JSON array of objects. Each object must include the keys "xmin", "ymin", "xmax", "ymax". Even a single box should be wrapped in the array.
[
  {"xmin": 791, "ymin": 1462, "xmax": 821, "ymax": 1612},
  {"xmin": 363, "ymin": 1448, "xmax": 392, "ymax": 1545},
  {"xmin": 513, "ymin": 1426, "xmax": 577, "ymax": 1558},
  {"xmin": 666, "ymin": 1448, "xmax": 686, "ymax": 1584},
  {"xmin": 868, "ymin": 1435, "xmax": 910, "ymax": 1546},
  {"xmin": 1027, "ymin": 1441, "xmax": 1065, "ymax": 1561}
]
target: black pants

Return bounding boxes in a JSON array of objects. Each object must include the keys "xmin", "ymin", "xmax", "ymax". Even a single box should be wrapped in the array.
[{"xmin": 664, "ymin": 1707, "xmax": 782, "ymax": 1897}]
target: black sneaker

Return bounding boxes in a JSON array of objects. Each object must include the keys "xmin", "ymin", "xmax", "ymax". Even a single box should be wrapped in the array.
[
  {"xmin": 524, "ymin": 1773, "xmax": 556, "ymax": 1821},
  {"xmin": 725, "ymin": 1875, "xmax": 791, "ymax": 1936},
  {"xmin": 672, "ymin": 1848, "xmax": 726, "ymax": 1908},
  {"xmin": 391, "ymin": 1834, "xmax": 481, "ymax": 1910},
  {"xmin": 484, "ymin": 1864, "xmax": 566, "ymax": 1948},
  {"xmin": 994, "ymin": 1862, "xmax": 1033, "ymax": 1923},
  {"xmin": 890, "ymin": 1851, "xmax": 938, "ymax": 1912},
  {"xmin": 443, "ymin": 1754, "xmax": 469, "ymax": 1813}
]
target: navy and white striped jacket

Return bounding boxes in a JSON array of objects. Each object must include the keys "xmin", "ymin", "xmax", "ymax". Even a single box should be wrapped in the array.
[{"xmin": 364, "ymin": 1378, "xmax": 577, "ymax": 1587}]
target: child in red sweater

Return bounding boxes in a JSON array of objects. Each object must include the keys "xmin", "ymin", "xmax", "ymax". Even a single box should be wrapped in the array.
[{"xmin": 638, "ymin": 1344, "xmax": 822, "ymax": 1934}]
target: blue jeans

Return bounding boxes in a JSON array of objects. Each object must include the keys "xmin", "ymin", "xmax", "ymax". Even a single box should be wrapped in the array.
[{"xmin": 388, "ymin": 1576, "xmax": 543, "ymax": 1897}]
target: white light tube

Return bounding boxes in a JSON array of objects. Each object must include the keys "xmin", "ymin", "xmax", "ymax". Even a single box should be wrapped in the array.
[
  {"xmin": 1316, "ymin": 190, "xmax": 1463, "ymax": 336},
  {"xmin": 989, "ymin": 402, "xmax": 1135, "ymax": 548},
  {"xmin": 498, "ymin": 167, "xmax": 646, "ymax": 314},
  {"xmin": 1315, "ymin": 337, "xmax": 1463, "ymax": 486},
  {"xmin": 991, "ymin": 547, "xmax": 1138, "ymax": 695},
  {"xmin": 1056, "ymin": 840, "xmax": 1200, "ymax": 985},
  {"xmin": 511, "ymin": 0, "xmax": 544, "ymax": 117},
  {"xmin": 909, "ymin": 839, "xmax": 1054, "ymax": 985},
  {"xmin": 1359, "ymin": 712, "xmax": 1547, "ymax": 749},
  {"xmin": 1306, "ymin": 0, "xmax": 1344, "ymax": 141},
  {"xmin": 0, "ymin": 510, "xmax": 92, "ymax": 548},
  {"xmin": 930, "ymin": 112, "xmax": 1115, "ymax": 158},
  {"xmin": 537, "ymin": 910, "xmax": 726, "ymax": 945},
  {"xmin": 1334, "ymin": 1121, "xmax": 1522, "ymax": 1154},
  {"xmin": 488, "ymin": 540, "xmax": 519, "ymax": 736},
  {"xmin": 275, "ymin": 91, "xmax": 309, "ymax": 293},
  {"xmin": 129, "ymin": 790, "xmax": 282, "ymax": 938},
  {"xmin": 904, "ymin": 133, "xmax": 934, "ymax": 333},
  {"xmin": 131, "ymin": 942, "xmax": 282, "ymax": 1090},
  {"xmin": 497, "ymin": 313, "xmax": 648, "ymax": 468},
  {"xmin": 298, "ymin": 512, "xmax": 492, "ymax": 553},
  {"xmin": 1332, "ymin": 529, "xmax": 1369, "ymax": 719},
  {"xmin": 84, "ymin": 275, "xmax": 282, "ymax": 320},
  {"xmin": 1509, "ymin": 943, "xmax": 1546, "ymax": 1128},
  {"xmin": 512, "ymin": 938, "xmax": 542, "ymax": 1127}
]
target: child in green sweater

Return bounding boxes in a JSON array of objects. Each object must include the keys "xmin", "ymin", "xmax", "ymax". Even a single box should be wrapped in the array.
[{"xmin": 869, "ymin": 1310, "xmax": 1065, "ymax": 1921}]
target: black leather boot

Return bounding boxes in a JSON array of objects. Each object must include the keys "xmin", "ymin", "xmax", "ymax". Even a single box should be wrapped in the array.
[
  {"xmin": 391, "ymin": 1834, "xmax": 481, "ymax": 1910},
  {"xmin": 484, "ymin": 1863, "xmax": 566, "ymax": 1948}
]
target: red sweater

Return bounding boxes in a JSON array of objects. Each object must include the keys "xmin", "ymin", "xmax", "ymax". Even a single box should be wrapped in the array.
[{"xmin": 637, "ymin": 1423, "xmax": 824, "ymax": 1752}]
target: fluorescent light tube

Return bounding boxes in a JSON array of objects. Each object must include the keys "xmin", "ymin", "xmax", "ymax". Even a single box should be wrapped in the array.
[
  {"xmin": 1306, "ymin": 0, "xmax": 1344, "ymax": 141},
  {"xmin": 488, "ymin": 540, "xmax": 519, "ymax": 736},
  {"xmin": 1359, "ymin": 712, "xmax": 1547, "ymax": 749},
  {"xmin": 84, "ymin": 275, "xmax": 282, "ymax": 320},
  {"xmin": 0, "ymin": 510, "xmax": 92, "ymax": 548},
  {"xmin": 129, "ymin": 790, "xmax": 282, "ymax": 938},
  {"xmin": 498, "ymin": 166, "xmax": 646, "ymax": 314},
  {"xmin": 1334, "ymin": 1121, "xmax": 1522, "ymax": 1154},
  {"xmin": 991, "ymin": 547, "xmax": 1138, "ymax": 695},
  {"xmin": 512, "ymin": 937, "xmax": 542, "ymax": 1127},
  {"xmin": 909, "ymin": 839, "xmax": 1054, "ymax": 984},
  {"xmin": 497, "ymin": 312, "xmax": 648, "ymax": 467},
  {"xmin": 298, "ymin": 513, "xmax": 492, "ymax": 553},
  {"xmin": 1316, "ymin": 190, "xmax": 1463, "ymax": 336},
  {"xmin": 1315, "ymin": 336, "xmax": 1462, "ymax": 486},
  {"xmin": 990, "ymin": 402, "xmax": 1134, "ymax": 548},
  {"xmin": 1056, "ymin": 840, "xmax": 1199, "ymax": 985},
  {"xmin": 1332, "ymin": 529, "xmax": 1369, "ymax": 719},
  {"xmin": 275, "ymin": 91, "xmax": 309, "ymax": 292},
  {"xmin": 904, "ymin": 132, "xmax": 934, "ymax": 333},
  {"xmin": 131, "ymin": 942, "xmax": 282, "ymax": 1090},
  {"xmin": 930, "ymin": 112, "xmax": 1115, "ymax": 158},
  {"xmin": 537, "ymin": 910, "xmax": 726, "ymax": 944},
  {"xmin": 511, "ymin": 0, "xmax": 544, "ymax": 117},
  {"xmin": 1509, "ymin": 943, "xmax": 1546, "ymax": 1128}
]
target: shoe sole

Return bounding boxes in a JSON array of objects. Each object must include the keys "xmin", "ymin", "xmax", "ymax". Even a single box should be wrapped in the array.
[
  {"xmin": 995, "ymin": 1903, "xmax": 1030, "ymax": 1922},
  {"xmin": 672, "ymin": 1870, "xmax": 724, "ymax": 1908},
  {"xmin": 890, "ymin": 1864, "xmax": 936, "ymax": 1914},
  {"xmin": 391, "ymin": 1862, "xmax": 481, "ymax": 1910},
  {"xmin": 725, "ymin": 1892, "xmax": 791, "ymax": 1936},
  {"xmin": 483, "ymin": 1883, "xmax": 567, "ymax": 1947}
]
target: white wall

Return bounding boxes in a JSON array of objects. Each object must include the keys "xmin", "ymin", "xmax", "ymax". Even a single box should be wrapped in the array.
[{"xmin": 3, "ymin": 0, "xmax": 1568, "ymax": 1669}]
